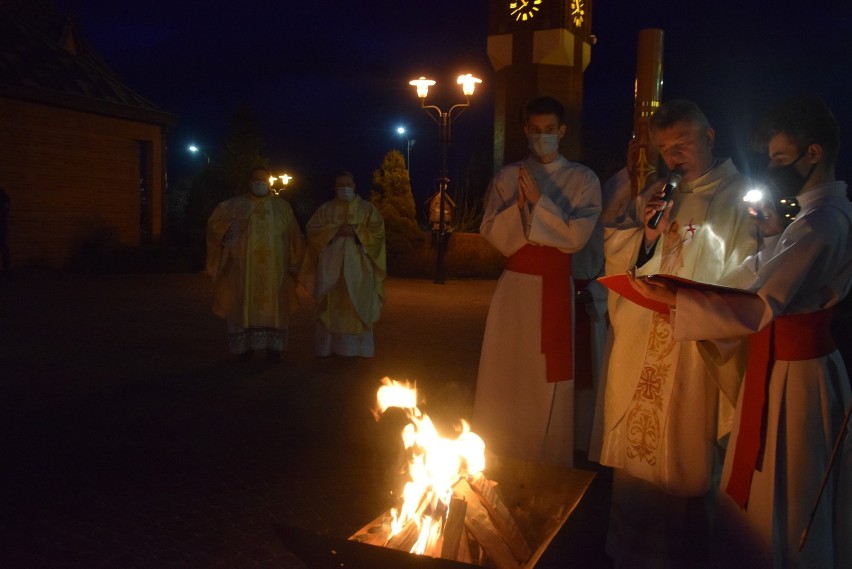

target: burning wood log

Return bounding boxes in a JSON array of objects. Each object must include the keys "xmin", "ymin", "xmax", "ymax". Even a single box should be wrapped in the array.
[
  {"xmin": 466, "ymin": 516, "xmax": 521, "ymax": 569},
  {"xmin": 421, "ymin": 511, "xmax": 444, "ymax": 558},
  {"xmin": 386, "ymin": 519, "xmax": 420, "ymax": 552},
  {"xmin": 349, "ymin": 473, "xmax": 529, "ymax": 567},
  {"xmin": 458, "ymin": 527, "xmax": 474, "ymax": 564},
  {"xmin": 454, "ymin": 477, "xmax": 523, "ymax": 569},
  {"xmin": 469, "ymin": 472, "xmax": 532, "ymax": 563},
  {"xmin": 439, "ymin": 496, "xmax": 467, "ymax": 560}
]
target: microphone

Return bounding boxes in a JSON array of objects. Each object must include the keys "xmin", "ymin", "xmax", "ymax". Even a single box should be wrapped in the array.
[
  {"xmin": 750, "ymin": 208, "xmax": 768, "ymax": 222},
  {"xmin": 647, "ymin": 169, "xmax": 683, "ymax": 229}
]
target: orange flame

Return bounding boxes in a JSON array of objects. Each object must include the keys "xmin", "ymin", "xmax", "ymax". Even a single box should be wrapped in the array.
[{"xmin": 373, "ymin": 377, "xmax": 486, "ymax": 555}]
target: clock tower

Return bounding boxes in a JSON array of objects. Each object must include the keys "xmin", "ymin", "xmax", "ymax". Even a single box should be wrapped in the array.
[{"xmin": 488, "ymin": 0, "xmax": 593, "ymax": 169}]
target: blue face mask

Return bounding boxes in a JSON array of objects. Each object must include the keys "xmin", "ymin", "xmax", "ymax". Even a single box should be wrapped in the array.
[
  {"xmin": 336, "ymin": 186, "xmax": 355, "ymax": 202},
  {"xmin": 250, "ymin": 180, "xmax": 269, "ymax": 196},
  {"xmin": 528, "ymin": 133, "xmax": 559, "ymax": 158}
]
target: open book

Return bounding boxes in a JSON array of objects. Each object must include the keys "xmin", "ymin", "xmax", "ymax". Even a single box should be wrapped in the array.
[{"xmin": 597, "ymin": 272, "xmax": 756, "ymax": 314}]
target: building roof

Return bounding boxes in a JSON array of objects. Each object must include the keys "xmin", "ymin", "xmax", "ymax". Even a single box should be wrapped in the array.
[{"xmin": 0, "ymin": 0, "xmax": 175, "ymax": 126}]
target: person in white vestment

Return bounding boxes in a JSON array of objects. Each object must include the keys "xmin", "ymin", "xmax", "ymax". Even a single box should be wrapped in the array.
[
  {"xmin": 596, "ymin": 99, "xmax": 758, "ymax": 567},
  {"xmin": 473, "ymin": 96, "xmax": 602, "ymax": 468},
  {"xmin": 299, "ymin": 171, "xmax": 386, "ymax": 357},
  {"xmin": 206, "ymin": 166, "xmax": 304, "ymax": 361},
  {"xmin": 630, "ymin": 95, "xmax": 852, "ymax": 569}
]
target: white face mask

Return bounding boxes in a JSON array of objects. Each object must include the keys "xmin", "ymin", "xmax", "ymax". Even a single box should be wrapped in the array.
[
  {"xmin": 250, "ymin": 180, "xmax": 269, "ymax": 196},
  {"xmin": 528, "ymin": 133, "xmax": 560, "ymax": 158},
  {"xmin": 336, "ymin": 186, "xmax": 355, "ymax": 202}
]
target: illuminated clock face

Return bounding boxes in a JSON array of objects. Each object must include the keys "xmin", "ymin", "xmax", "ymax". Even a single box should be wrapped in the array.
[
  {"xmin": 570, "ymin": 0, "xmax": 585, "ymax": 28},
  {"xmin": 509, "ymin": 0, "xmax": 543, "ymax": 22}
]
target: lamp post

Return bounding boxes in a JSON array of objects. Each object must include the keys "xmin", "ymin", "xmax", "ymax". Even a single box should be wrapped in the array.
[
  {"xmin": 396, "ymin": 126, "xmax": 416, "ymax": 171},
  {"xmin": 270, "ymin": 173, "xmax": 292, "ymax": 196},
  {"xmin": 408, "ymin": 73, "xmax": 481, "ymax": 284},
  {"xmin": 187, "ymin": 144, "xmax": 210, "ymax": 163}
]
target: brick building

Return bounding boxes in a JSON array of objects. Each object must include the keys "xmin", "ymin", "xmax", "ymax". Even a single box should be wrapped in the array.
[{"xmin": 0, "ymin": 0, "xmax": 174, "ymax": 267}]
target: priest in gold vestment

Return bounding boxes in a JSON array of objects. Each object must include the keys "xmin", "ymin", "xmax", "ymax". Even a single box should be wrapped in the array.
[
  {"xmin": 206, "ymin": 166, "xmax": 304, "ymax": 360},
  {"xmin": 299, "ymin": 171, "xmax": 386, "ymax": 357}
]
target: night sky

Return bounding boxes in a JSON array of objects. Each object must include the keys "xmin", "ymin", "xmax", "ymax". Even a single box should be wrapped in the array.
[{"xmin": 56, "ymin": 0, "xmax": 852, "ymax": 206}]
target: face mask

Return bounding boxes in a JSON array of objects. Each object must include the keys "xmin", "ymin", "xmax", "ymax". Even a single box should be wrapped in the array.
[
  {"xmin": 336, "ymin": 186, "xmax": 355, "ymax": 202},
  {"xmin": 528, "ymin": 133, "xmax": 559, "ymax": 158},
  {"xmin": 764, "ymin": 150, "xmax": 816, "ymax": 198},
  {"xmin": 250, "ymin": 180, "xmax": 269, "ymax": 196}
]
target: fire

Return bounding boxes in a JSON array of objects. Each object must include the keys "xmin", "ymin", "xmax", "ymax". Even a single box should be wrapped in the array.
[{"xmin": 373, "ymin": 377, "xmax": 486, "ymax": 555}]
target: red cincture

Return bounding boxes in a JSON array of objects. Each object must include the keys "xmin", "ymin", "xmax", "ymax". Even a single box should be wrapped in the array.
[{"xmin": 505, "ymin": 244, "xmax": 574, "ymax": 382}]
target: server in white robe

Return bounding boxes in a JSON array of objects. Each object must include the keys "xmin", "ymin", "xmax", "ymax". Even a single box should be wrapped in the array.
[
  {"xmin": 631, "ymin": 95, "xmax": 852, "ymax": 569},
  {"xmin": 473, "ymin": 96, "xmax": 601, "ymax": 468},
  {"xmin": 597, "ymin": 100, "xmax": 757, "ymax": 567}
]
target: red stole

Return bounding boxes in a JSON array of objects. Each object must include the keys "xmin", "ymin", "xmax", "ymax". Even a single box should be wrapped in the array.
[
  {"xmin": 725, "ymin": 309, "xmax": 836, "ymax": 508},
  {"xmin": 505, "ymin": 244, "xmax": 573, "ymax": 382}
]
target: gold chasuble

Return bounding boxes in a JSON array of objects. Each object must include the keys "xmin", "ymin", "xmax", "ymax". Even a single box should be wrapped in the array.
[
  {"xmin": 206, "ymin": 193, "xmax": 303, "ymax": 352},
  {"xmin": 300, "ymin": 195, "xmax": 386, "ymax": 356}
]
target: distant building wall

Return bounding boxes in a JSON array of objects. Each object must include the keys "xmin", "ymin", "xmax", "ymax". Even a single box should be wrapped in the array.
[{"xmin": 0, "ymin": 97, "xmax": 167, "ymax": 267}]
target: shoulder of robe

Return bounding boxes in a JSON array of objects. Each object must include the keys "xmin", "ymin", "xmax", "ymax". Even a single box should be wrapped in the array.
[{"xmin": 497, "ymin": 161, "xmax": 523, "ymax": 177}]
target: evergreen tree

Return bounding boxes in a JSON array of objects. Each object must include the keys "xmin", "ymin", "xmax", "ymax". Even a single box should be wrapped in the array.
[{"xmin": 370, "ymin": 150, "xmax": 423, "ymax": 261}]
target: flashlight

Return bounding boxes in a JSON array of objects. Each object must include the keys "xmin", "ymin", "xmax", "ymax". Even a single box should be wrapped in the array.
[{"xmin": 743, "ymin": 189, "xmax": 768, "ymax": 221}]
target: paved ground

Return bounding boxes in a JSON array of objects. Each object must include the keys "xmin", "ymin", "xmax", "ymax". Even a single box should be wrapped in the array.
[{"xmin": 0, "ymin": 271, "xmax": 612, "ymax": 568}]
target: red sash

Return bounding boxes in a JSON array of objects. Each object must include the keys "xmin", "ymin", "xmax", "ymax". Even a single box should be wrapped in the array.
[
  {"xmin": 505, "ymin": 244, "xmax": 573, "ymax": 382},
  {"xmin": 725, "ymin": 309, "xmax": 836, "ymax": 508}
]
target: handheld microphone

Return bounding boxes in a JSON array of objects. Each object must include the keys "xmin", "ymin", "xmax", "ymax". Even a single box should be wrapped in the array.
[
  {"xmin": 647, "ymin": 169, "xmax": 683, "ymax": 229},
  {"xmin": 750, "ymin": 208, "xmax": 768, "ymax": 222}
]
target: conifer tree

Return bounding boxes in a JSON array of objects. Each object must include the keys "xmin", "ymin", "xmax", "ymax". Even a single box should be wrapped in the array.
[{"xmin": 370, "ymin": 150, "xmax": 423, "ymax": 261}]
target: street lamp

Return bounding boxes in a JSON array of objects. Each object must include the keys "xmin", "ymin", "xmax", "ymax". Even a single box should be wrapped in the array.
[
  {"xmin": 187, "ymin": 144, "xmax": 210, "ymax": 164},
  {"xmin": 396, "ymin": 126, "xmax": 416, "ymax": 171},
  {"xmin": 270, "ymin": 173, "xmax": 292, "ymax": 196},
  {"xmin": 408, "ymin": 74, "xmax": 481, "ymax": 284}
]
